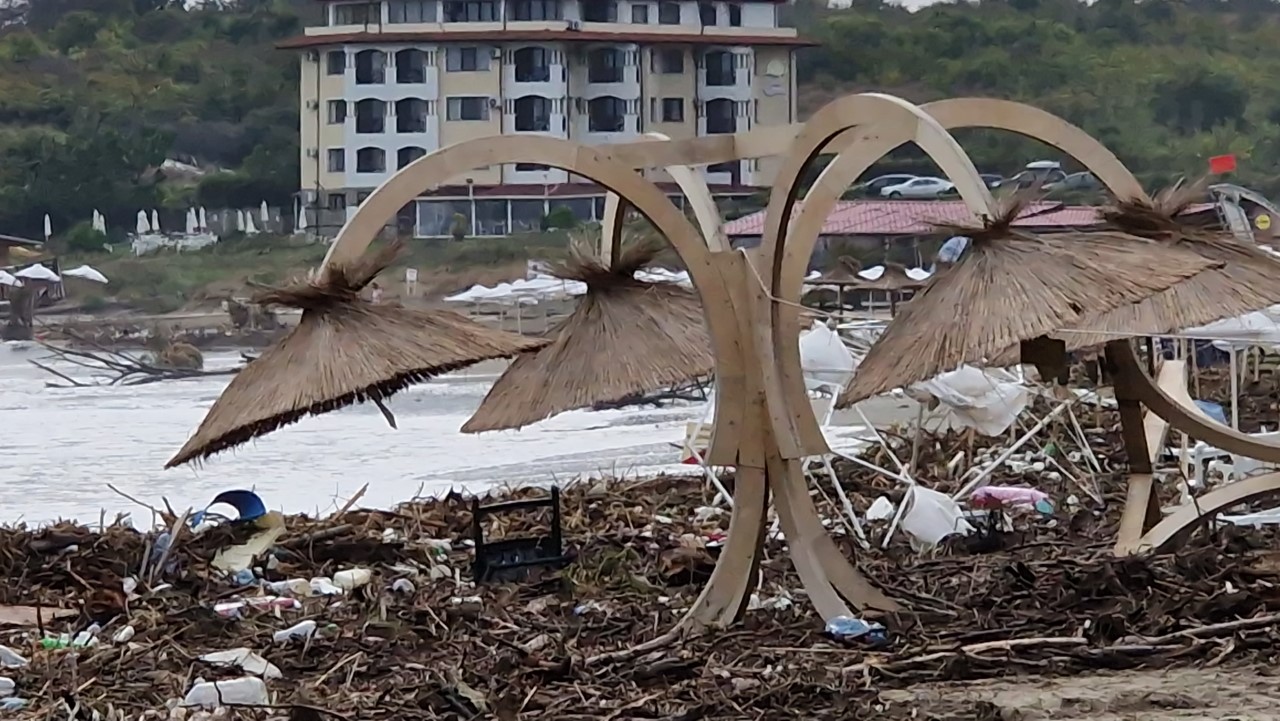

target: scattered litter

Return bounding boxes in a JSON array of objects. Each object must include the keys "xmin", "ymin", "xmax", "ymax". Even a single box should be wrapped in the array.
[
  {"xmin": 866, "ymin": 496, "xmax": 895, "ymax": 521},
  {"xmin": 198, "ymin": 648, "xmax": 282, "ymax": 679},
  {"xmin": 825, "ymin": 615, "xmax": 888, "ymax": 646},
  {"xmin": 273, "ymin": 620, "xmax": 317, "ymax": 643},
  {"xmin": 182, "ymin": 677, "xmax": 269, "ymax": 709}
]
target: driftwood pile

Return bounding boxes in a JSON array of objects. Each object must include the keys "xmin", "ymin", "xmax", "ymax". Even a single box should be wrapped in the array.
[{"xmin": 3, "ymin": 453, "xmax": 1280, "ymax": 720}]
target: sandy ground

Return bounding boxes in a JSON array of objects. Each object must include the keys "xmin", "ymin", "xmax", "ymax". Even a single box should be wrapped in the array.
[{"xmin": 880, "ymin": 667, "xmax": 1280, "ymax": 720}]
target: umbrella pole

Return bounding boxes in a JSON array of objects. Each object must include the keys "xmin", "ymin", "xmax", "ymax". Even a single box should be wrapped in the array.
[
  {"xmin": 1231, "ymin": 346, "xmax": 1240, "ymax": 429},
  {"xmin": 952, "ymin": 398, "xmax": 1075, "ymax": 501}
]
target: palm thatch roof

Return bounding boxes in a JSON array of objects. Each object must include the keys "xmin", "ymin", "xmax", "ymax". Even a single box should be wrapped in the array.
[
  {"xmin": 461, "ymin": 235, "xmax": 713, "ymax": 433},
  {"xmin": 167, "ymin": 242, "xmax": 548, "ymax": 467},
  {"xmin": 1041, "ymin": 181, "xmax": 1280, "ymax": 353},
  {"xmin": 837, "ymin": 195, "xmax": 1223, "ymax": 407},
  {"xmin": 820, "ymin": 256, "xmax": 864, "ymax": 282},
  {"xmin": 857, "ymin": 263, "xmax": 927, "ymax": 291}
]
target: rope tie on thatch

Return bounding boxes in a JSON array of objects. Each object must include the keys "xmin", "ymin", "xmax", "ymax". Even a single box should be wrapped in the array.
[{"xmin": 252, "ymin": 240, "xmax": 399, "ymax": 311}]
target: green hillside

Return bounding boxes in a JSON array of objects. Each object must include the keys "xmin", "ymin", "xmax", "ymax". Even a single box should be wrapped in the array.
[{"xmin": 1, "ymin": 0, "xmax": 1278, "ymax": 243}]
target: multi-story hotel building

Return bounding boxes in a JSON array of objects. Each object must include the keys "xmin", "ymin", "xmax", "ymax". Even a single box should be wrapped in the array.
[{"xmin": 282, "ymin": 0, "xmax": 810, "ymax": 237}]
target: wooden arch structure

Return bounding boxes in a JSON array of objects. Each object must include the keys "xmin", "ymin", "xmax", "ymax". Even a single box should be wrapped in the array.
[{"xmin": 309, "ymin": 93, "xmax": 1280, "ymax": 628}]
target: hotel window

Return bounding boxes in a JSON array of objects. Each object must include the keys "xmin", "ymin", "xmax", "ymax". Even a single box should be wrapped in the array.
[
  {"xmin": 631, "ymin": 3, "xmax": 649, "ymax": 23},
  {"xmin": 698, "ymin": 1, "xmax": 715, "ymax": 25},
  {"xmin": 587, "ymin": 47, "xmax": 624, "ymax": 83},
  {"xmin": 661, "ymin": 97, "xmax": 684, "ymax": 122},
  {"xmin": 581, "ymin": 0, "xmax": 617, "ymax": 22},
  {"xmin": 513, "ymin": 95, "xmax": 552, "ymax": 132},
  {"xmin": 656, "ymin": 48, "xmax": 683, "ymax": 73},
  {"xmin": 356, "ymin": 147, "xmax": 386, "ymax": 173},
  {"xmin": 446, "ymin": 46, "xmax": 490, "ymax": 71},
  {"xmin": 727, "ymin": 2, "xmax": 740, "ymax": 25},
  {"xmin": 396, "ymin": 48, "xmax": 427, "ymax": 83},
  {"xmin": 388, "ymin": 0, "xmax": 436, "ymax": 22},
  {"xmin": 354, "ymin": 49, "xmax": 386, "ymax": 84},
  {"xmin": 326, "ymin": 100, "xmax": 347, "ymax": 124},
  {"xmin": 587, "ymin": 96, "xmax": 626, "ymax": 132},
  {"xmin": 513, "ymin": 46, "xmax": 551, "ymax": 82},
  {"xmin": 325, "ymin": 50, "xmax": 346, "ymax": 75},
  {"xmin": 333, "ymin": 2, "xmax": 379, "ymax": 24},
  {"xmin": 510, "ymin": 0, "xmax": 562, "ymax": 20},
  {"xmin": 398, "ymin": 146, "xmax": 427, "ymax": 168},
  {"xmin": 327, "ymin": 149, "xmax": 346, "ymax": 173},
  {"xmin": 442, "ymin": 0, "xmax": 497, "ymax": 21},
  {"xmin": 447, "ymin": 96, "xmax": 490, "ymax": 121},
  {"xmin": 703, "ymin": 49, "xmax": 734, "ymax": 86},
  {"xmin": 355, "ymin": 99, "xmax": 387, "ymax": 133},
  {"xmin": 658, "ymin": 1, "xmax": 679, "ymax": 23},
  {"xmin": 396, "ymin": 98, "xmax": 430, "ymax": 132},
  {"xmin": 327, "ymin": 193, "xmax": 347, "ymax": 210}
]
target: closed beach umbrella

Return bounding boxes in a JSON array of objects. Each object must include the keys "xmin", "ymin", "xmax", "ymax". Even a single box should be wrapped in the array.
[
  {"xmin": 43, "ymin": 215, "xmax": 51, "ymax": 241},
  {"xmin": 151, "ymin": 209, "xmax": 161, "ymax": 233}
]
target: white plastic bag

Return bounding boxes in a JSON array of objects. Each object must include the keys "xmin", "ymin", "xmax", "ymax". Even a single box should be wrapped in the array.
[
  {"xmin": 799, "ymin": 321, "xmax": 856, "ymax": 393},
  {"xmin": 900, "ymin": 487, "xmax": 973, "ymax": 548}
]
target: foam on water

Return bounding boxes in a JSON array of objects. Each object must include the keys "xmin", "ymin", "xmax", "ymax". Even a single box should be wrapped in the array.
[{"xmin": 0, "ymin": 346, "xmax": 706, "ymax": 525}]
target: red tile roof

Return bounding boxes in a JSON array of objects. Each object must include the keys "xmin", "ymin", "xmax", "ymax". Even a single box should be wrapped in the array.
[
  {"xmin": 415, "ymin": 181, "xmax": 758, "ymax": 197},
  {"xmin": 280, "ymin": 29, "xmax": 815, "ymax": 48},
  {"xmin": 727, "ymin": 200, "xmax": 1107, "ymax": 237}
]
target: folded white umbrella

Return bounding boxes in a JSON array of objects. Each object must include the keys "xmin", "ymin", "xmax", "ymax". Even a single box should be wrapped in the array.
[
  {"xmin": 63, "ymin": 264, "xmax": 109, "ymax": 284},
  {"xmin": 15, "ymin": 263, "xmax": 60, "ymax": 282}
]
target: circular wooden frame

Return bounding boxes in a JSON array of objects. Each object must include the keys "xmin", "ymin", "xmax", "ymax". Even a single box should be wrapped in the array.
[{"xmin": 308, "ymin": 94, "xmax": 1275, "ymax": 629}]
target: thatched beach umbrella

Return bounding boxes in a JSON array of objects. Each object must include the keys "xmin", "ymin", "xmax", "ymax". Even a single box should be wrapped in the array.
[
  {"xmin": 167, "ymin": 242, "xmax": 548, "ymax": 467},
  {"xmin": 1045, "ymin": 182, "xmax": 1280, "ymax": 352},
  {"xmin": 461, "ymin": 236, "xmax": 713, "ymax": 433},
  {"xmin": 802, "ymin": 256, "xmax": 863, "ymax": 306},
  {"xmin": 837, "ymin": 196, "xmax": 1223, "ymax": 406}
]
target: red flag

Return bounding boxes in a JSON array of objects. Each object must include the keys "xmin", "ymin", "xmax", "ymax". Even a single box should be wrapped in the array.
[{"xmin": 1209, "ymin": 154, "xmax": 1237, "ymax": 175}]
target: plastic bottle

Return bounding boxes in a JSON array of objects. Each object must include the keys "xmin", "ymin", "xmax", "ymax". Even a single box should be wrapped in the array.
[
  {"xmin": 112, "ymin": 626, "xmax": 136, "ymax": 644},
  {"xmin": 181, "ymin": 678, "xmax": 269, "ymax": 709},
  {"xmin": 267, "ymin": 579, "xmax": 311, "ymax": 597},
  {"xmin": 333, "ymin": 568, "xmax": 371, "ymax": 591},
  {"xmin": 0, "ymin": 678, "xmax": 14, "ymax": 695},
  {"xmin": 272, "ymin": 620, "xmax": 317, "ymax": 643},
  {"xmin": 0, "ymin": 697, "xmax": 26, "ymax": 711},
  {"xmin": 824, "ymin": 616, "xmax": 888, "ymax": 646}
]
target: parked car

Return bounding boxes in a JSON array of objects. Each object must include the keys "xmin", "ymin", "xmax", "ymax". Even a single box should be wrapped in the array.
[
  {"xmin": 1044, "ymin": 172, "xmax": 1101, "ymax": 193},
  {"xmin": 855, "ymin": 174, "xmax": 918, "ymax": 197},
  {"xmin": 980, "ymin": 174, "xmax": 1004, "ymax": 189},
  {"xmin": 881, "ymin": 176, "xmax": 956, "ymax": 199}
]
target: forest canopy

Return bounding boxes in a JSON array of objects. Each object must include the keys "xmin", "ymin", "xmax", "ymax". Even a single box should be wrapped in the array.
[{"xmin": 0, "ymin": 0, "xmax": 1276, "ymax": 239}]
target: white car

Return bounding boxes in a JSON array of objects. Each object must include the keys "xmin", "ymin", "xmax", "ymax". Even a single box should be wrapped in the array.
[{"xmin": 880, "ymin": 177, "xmax": 956, "ymax": 199}]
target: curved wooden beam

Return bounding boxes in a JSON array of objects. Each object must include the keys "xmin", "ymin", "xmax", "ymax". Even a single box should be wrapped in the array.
[
  {"xmin": 921, "ymin": 98, "xmax": 1149, "ymax": 203},
  {"xmin": 1109, "ymin": 340, "xmax": 1280, "ymax": 463},
  {"xmin": 599, "ymin": 132, "xmax": 729, "ymax": 261},
  {"xmin": 1117, "ymin": 470, "xmax": 1280, "ymax": 555},
  {"xmin": 321, "ymin": 134, "xmax": 748, "ymax": 464},
  {"xmin": 762, "ymin": 93, "xmax": 995, "ymax": 461}
]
